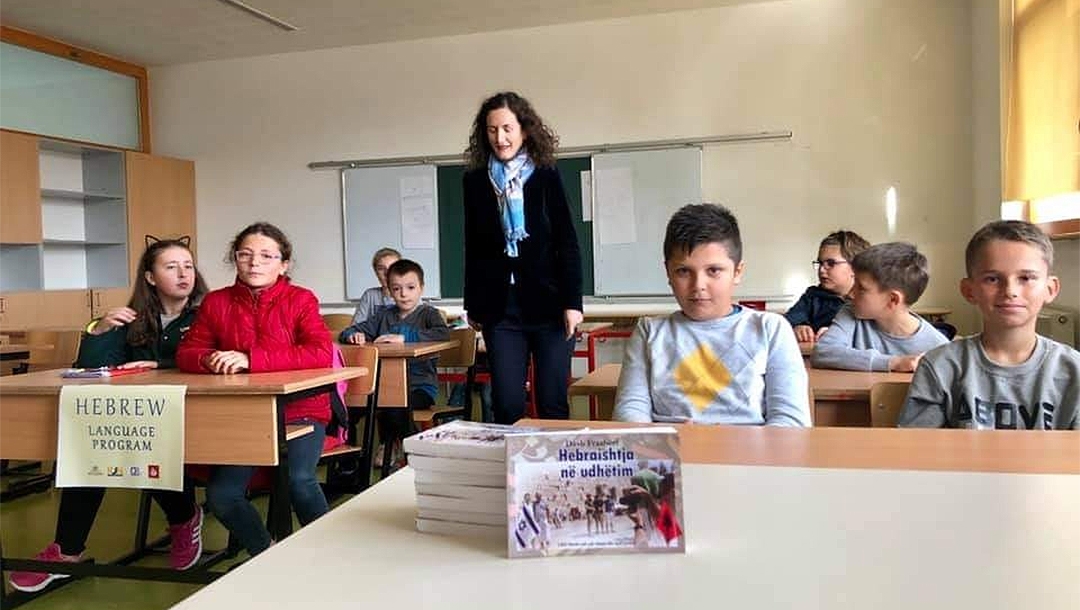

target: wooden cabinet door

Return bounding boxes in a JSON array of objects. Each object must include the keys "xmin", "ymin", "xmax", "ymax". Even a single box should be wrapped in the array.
[
  {"xmin": 126, "ymin": 152, "xmax": 196, "ymax": 279},
  {"xmin": 90, "ymin": 287, "xmax": 130, "ymax": 318},
  {"xmin": 0, "ymin": 130, "xmax": 42, "ymax": 244},
  {"xmin": 0, "ymin": 291, "xmax": 43, "ymax": 329},
  {"xmin": 36, "ymin": 290, "xmax": 93, "ymax": 329}
]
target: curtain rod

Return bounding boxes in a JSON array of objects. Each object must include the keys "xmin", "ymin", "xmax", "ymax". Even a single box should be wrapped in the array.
[{"xmin": 307, "ymin": 130, "xmax": 792, "ymax": 170}]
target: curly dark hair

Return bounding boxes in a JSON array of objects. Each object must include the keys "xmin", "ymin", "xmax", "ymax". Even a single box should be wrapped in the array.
[
  {"xmin": 465, "ymin": 91, "xmax": 559, "ymax": 169},
  {"xmin": 225, "ymin": 221, "xmax": 293, "ymax": 265}
]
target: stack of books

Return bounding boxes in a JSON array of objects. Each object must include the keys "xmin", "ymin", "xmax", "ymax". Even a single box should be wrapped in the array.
[{"xmin": 403, "ymin": 420, "xmax": 538, "ymax": 537}]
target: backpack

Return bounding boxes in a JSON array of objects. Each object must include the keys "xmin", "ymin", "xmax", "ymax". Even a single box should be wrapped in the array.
[{"xmin": 323, "ymin": 344, "xmax": 351, "ymax": 451}]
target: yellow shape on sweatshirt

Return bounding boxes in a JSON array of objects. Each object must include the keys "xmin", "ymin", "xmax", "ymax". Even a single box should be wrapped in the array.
[{"xmin": 672, "ymin": 344, "xmax": 732, "ymax": 411}]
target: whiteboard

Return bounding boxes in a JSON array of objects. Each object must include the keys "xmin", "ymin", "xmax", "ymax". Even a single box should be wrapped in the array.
[
  {"xmin": 342, "ymin": 165, "xmax": 441, "ymax": 299},
  {"xmin": 591, "ymin": 148, "xmax": 702, "ymax": 296}
]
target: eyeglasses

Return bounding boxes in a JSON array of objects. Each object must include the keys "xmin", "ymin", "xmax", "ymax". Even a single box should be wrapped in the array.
[
  {"xmin": 235, "ymin": 250, "xmax": 282, "ymax": 264},
  {"xmin": 812, "ymin": 259, "xmax": 849, "ymax": 271}
]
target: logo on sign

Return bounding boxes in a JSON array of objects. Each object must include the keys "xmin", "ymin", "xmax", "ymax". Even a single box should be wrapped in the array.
[
  {"xmin": 87, "ymin": 465, "xmax": 103, "ymax": 476},
  {"xmin": 107, "ymin": 466, "xmax": 123, "ymax": 477},
  {"xmin": 148, "ymin": 464, "xmax": 160, "ymax": 479},
  {"xmin": 129, "ymin": 466, "xmax": 140, "ymax": 476}
]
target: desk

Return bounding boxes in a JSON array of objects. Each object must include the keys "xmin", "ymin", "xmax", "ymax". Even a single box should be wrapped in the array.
[
  {"xmin": 566, "ymin": 364, "xmax": 912, "ymax": 426},
  {"xmin": 168, "ymin": 426, "xmax": 1080, "ymax": 610},
  {"xmin": 339, "ymin": 341, "xmax": 458, "ymax": 408},
  {"xmin": 0, "ymin": 366, "xmax": 369, "ymax": 602}
]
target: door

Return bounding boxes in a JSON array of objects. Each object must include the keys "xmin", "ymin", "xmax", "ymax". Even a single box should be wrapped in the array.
[
  {"xmin": 0, "ymin": 130, "xmax": 42, "ymax": 244},
  {"xmin": 90, "ymin": 287, "xmax": 130, "ymax": 318},
  {"xmin": 125, "ymin": 152, "xmax": 196, "ymax": 279}
]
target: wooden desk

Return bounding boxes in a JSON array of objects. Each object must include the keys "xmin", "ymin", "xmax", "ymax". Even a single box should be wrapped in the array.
[
  {"xmin": 168, "ymin": 426, "xmax": 1080, "ymax": 610},
  {"xmin": 807, "ymin": 367, "xmax": 913, "ymax": 426},
  {"xmin": 0, "ymin": 367, "xmax": 367, "ymax": 466},
  {"xmin": 339, "ymin": 340, "xmax": 458, "ymax": 408},
  {"xmin": 913, "ymin": 305, "xmax": 952, "ymax": 323},
  {"xmin": 566, "ymin": 363, "xmax": 912, "ymax": 427}
]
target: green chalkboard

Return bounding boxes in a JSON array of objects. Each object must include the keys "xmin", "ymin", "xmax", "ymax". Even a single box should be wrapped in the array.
[{"xmin": 437, "ymin": 157, "xmax": 594, "ymax": 299}]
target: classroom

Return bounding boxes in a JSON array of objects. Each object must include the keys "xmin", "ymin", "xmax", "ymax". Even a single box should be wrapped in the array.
[{"xmin": 0, "ymin": 0, "xmax": 1077, "ymax": 608}]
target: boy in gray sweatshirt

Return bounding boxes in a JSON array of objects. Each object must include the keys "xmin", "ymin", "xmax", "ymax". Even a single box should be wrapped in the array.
[
  {"xmin": 812, "ymin": 242, "xmax": 948, "ymax": 372},
  {"xmin": 899, "ymin": 221, "xmax": 1079, "ymax": 429},
  {"xmin": 613, "ymin": 204, "xmax": 810, "ymax": 427}
]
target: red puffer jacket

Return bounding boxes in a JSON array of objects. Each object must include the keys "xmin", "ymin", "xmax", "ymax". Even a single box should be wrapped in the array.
[{"xmin": 177, "ymin": 276, "xmax": 333, "ymax": 424}]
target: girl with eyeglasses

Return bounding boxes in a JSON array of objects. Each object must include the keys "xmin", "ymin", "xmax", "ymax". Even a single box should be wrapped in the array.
[
  {"xmin": 783, "ymin": 230, "xmax": 871, "ymax": 342},
  {"xmin": 10, "ymin": 238, "xmax": 209, "ymax": 592},
  {"xmin": 176, "ymin": 222, "xmax": 332, "ymax": 556}
]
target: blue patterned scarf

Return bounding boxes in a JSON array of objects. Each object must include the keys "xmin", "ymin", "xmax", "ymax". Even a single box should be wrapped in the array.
[{"xmin": 488, "ymin": 150, "xmax": 534, "ymax": 258}]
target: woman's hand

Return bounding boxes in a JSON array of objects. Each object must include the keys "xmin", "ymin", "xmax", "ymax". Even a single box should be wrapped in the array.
[
  {"xmin": 90, "ymin": 307, "xmax": 138, "ymax": 335},
  {"xmin": 564, "ymin": 309, "xmax": 584, "ymax": 340},
  {"xmin": 117, "ymin": 360, "xmax": 158, "ymax": 370},
  {"xmin": 347, "ymin": 333, "xmax": 366, "ymax": 345},
  {"xmin": 374, "ymin": 334, "xmax": 405, "ymax": 344},
  {"xmin": 793, "ymin": 324, "xmax": 815, "ymax": 343},
  {"xmin": 205, "ymin": 350, "xmax": 250, "ymax": 374}
]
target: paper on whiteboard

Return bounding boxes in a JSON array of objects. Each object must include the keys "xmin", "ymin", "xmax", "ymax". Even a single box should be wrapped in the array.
[
  {"xmin": 580, "ymin": 171, "xmax": 593, "ymax": 222},
  {"xmin": 594, "ymin": 167, "xmax": 636, "ymax": 245},
  {"xmin": 400, "ymin": 176, "xmax": 436, "ymax": 250}
]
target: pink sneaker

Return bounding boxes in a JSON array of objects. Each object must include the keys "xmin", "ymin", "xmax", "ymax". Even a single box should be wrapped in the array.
[
  {"xmin": 167, "ymin": 506, "xmax": 204, "ymax": 570},
  {"xmin": 8, "ymin": 543, "xmax": 81, "ymax": 593}
]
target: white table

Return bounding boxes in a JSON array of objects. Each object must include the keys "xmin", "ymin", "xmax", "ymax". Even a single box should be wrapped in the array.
[{"xmin": 170, "ymin": 464, "xmax": 1079, "ymax": 610}]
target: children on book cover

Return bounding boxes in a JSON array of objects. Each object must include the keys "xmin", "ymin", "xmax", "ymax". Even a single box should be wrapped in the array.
[{"xmin": 506, "ymin": 429, "xmax": 684, "ymax": 557}]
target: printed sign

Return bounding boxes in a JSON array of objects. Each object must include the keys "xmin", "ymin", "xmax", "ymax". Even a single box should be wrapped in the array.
[{"xmin": 56, "ymin": 385, "xmax": 186, "ymax": 491}]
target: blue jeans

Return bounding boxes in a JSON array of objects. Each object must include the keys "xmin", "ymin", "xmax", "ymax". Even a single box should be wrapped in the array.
[{"xmin": 206, "ymin": 421, "xmax": 329, "ymax": 556}]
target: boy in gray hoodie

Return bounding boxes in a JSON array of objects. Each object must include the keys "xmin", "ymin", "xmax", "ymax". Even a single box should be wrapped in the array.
[
  {"xmin": 812, "ymin": 242, "xmax": 948, "ymax": 372},
  {"xmin": 899, "ymin": 221, "xmax": 1078, "ymax": 429}
]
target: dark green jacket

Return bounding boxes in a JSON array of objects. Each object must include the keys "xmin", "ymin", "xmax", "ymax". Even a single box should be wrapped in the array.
[{"xmin": 76, "ymin": 308, "xmax": 198, "ymax": 369}]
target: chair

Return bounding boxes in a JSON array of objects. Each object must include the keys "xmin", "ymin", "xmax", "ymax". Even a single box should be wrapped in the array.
[
  {"xmin": 25, "ymin": 329, "xmax": 82, "ymax": 372},
  {"xmin": 321, "ymin": 313, "xmax": 354, "ymax": 338},
  {"xmin": 869, "ymin": 382, "xmax": 911, "ymax": 427},
  {"xmin": 321, "ymin": 344, "xmax": 380, "ymax": 495},
  {"xmin": 414, "ymin": 327, "xmax": 477, "ymax": 430}
]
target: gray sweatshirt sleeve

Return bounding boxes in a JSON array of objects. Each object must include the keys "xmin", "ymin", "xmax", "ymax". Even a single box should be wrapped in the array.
[
  {"xmin": 349, "ymin": 288, "xmax": 381, "ymax": 326},
  {"xmin": 762, "ymin": 315, "xmax": 812, "ymax": 426},
  {"xmin": 613, "ymin": 318, "xmax": 653, "ymax": 422},
  {"xmin": 897, "ymin": 358, "xmax": 947, "ymax": 428},
  {"xmin": 811, "ymin": 307, "xmax": 892, "ymax": 371}
]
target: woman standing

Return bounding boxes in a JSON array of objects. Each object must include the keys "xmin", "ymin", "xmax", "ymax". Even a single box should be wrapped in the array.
[{"xmin": 463, "ymin": 91, "xmax": 583, "ymax": 424}]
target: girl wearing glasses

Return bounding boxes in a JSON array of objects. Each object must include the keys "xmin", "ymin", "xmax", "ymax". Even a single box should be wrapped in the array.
[
  {"xmin": 784, "ymin": 230, "xmax": 870, "ymax": 343},
  {"xmin": 10, "ymin": 237, "xmax": 209, "ymax": 592},
  {"xmin": 177, "ymin": 222, "xmax": 332, "ymax": 556}
]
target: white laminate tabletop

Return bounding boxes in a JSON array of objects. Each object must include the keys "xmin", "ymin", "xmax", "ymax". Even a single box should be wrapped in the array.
[{"xmin": 170, "ymin": 464, "xmax": 1079, "ymax": 610}]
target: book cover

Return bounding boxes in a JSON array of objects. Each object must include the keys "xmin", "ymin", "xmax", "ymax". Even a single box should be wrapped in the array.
[
  {"xmin": 414, "ymin": 467, "xmax": 506, "ymax": 488},
  {"xmin": 415, "ymin": 482, "xmax": 506, "ymax": 504},
  {"xmin": 407, "ymin": 454, "xmax": 507, "ymax": 476},
  {"xmin": 416, "ymin": 518, "xmax": 504, "ymax": 538},
  {"xmin": 416, "ymin": 507, "xmax": 507, "ymax": 527},
  {"xmin": 403, "ymin": 420, "xmax": 541, "ymax": 462},
  {"xmin": 416, "ymin": 493, "xmax": 504, "ymax": 515},
  {"xmin": 505, "ymin": 427, "xmax": 684, "ymax": 558}
]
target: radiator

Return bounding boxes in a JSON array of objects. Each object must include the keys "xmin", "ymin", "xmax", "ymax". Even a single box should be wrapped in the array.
[{"xmin": 1036, "ymin": 306, "xmax": 1078, "ymax": 348}]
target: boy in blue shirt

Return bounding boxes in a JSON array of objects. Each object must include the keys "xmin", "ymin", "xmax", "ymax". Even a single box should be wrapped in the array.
[
  {"xmin": 614, "ymin": 204, "xmax": 810, "ymax": 426},
  {"xmin": 340, "ymin": 259, "xmax": 450, "ymax": 463},
  {"xmin": 812, "ymin": 242, "xmax": 948, "ymax": 371}
]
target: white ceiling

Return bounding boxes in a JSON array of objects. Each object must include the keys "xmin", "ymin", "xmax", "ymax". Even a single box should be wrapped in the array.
[{"xmin": 0, "ymin": 0, "xmax": 763, "ymax": 67}]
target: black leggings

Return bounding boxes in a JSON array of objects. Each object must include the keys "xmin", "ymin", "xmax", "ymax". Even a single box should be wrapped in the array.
[{"xmin": 55, "ymin": 485, "xmax": 196, "ymax": 555}]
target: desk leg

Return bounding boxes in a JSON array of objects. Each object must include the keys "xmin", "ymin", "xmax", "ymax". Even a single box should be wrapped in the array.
[
  {"xmin": 269, "ymin": 396, "xmax": 293, "ymax": 540},
  {"xmin": 377, "ymin": 358, "xmax": 408, "ymax": 407}
]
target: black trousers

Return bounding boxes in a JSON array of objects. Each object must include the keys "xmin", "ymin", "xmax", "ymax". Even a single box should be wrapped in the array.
[
  {"xmin": 377, "ymin": 388, "xmax": 434, "ymax": 445},
  {"xmin": 56, "ymin": 485, "xmax": 196, "ymax": 555},
  {"xmin": 482, "ymin": 292, "xmax": 572, "ymax": 424}
]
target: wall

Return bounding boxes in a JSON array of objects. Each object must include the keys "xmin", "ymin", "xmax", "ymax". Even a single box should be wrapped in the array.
[{"xmin": 151, "ymin": 0, "xmax": 1001, "ymax": 334}]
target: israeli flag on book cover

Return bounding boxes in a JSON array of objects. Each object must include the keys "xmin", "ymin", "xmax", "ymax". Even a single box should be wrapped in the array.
[{"xmin": 514, "ymin": 503, "xmax": 539, "ymax": 550}]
